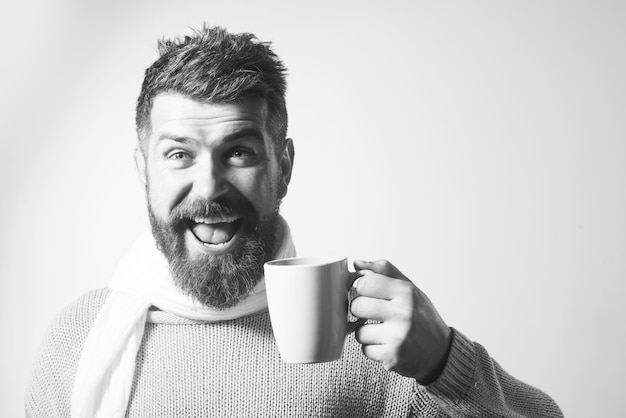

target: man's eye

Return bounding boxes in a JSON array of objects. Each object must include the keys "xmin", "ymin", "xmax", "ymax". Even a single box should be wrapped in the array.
[
  {"xmin": 168, "ymin": 151, "xmax": 189, "ymax": 160},
  {"xmin": 232, "ymin": 149, "xmax": 251, "ymax": 158},
  {"xmin": 228, "ymin": 148, "xmax": 256, "ymax": 166}
]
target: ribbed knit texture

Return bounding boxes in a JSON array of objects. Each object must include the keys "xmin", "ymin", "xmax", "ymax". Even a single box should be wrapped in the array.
[{"xmin": 26, "ymin": 289, "xmax": 563, "ymax": 417}]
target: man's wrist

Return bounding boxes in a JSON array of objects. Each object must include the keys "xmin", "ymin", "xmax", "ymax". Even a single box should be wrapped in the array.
[{"xmin": 417, "ymin": 327, "xmax": 453, "ymax": 385}]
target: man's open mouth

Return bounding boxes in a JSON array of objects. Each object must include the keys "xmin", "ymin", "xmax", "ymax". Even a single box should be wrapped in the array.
[{"xmin": 189, "ymin": 215, "xmax": 243, "ymax": 246}]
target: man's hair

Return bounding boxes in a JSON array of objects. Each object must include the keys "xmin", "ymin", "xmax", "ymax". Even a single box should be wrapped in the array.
[{"xmin": 136, "ymin": 25, "xmax": 288, "ymax": 155}]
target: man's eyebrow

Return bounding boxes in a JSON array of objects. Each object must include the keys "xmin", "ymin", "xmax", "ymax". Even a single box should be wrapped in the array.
[
  {"xmin": 156, "ymin": 128, "xmax": 264, "ymax": 144},
  {"xmin": 222, "ymin": 128, "xmax": 264, "ymax": 143},
  {"xmin": 156, "ymin": 133, "xmax": 196, "ymax": 144}
]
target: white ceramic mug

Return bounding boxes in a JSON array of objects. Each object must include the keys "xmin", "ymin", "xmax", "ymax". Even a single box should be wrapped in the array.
[{"xmin": 264, "ymin": 257, "xmax": 363, "ymax": 363}]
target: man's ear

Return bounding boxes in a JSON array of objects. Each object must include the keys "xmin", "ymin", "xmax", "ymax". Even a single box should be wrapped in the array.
[
  {"xmin": 278, "ymin": 138, "xmax": 295, "ymax": 199},
  {"xmin": 134, "ymin": 146, "xmax": 147, "ymax": 187}
]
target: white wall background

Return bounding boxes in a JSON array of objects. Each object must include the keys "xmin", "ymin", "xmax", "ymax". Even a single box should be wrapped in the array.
[{"xmin": 1, "ymin": 1, "xmax": 624, "ymax": 416}]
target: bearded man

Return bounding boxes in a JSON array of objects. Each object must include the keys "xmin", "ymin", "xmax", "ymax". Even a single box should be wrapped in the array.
[{"xmin": 25, "ymin": 26, "xmax": 563, "ymax": 417}]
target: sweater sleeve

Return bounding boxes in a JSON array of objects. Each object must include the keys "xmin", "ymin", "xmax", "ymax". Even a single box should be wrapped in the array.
[{"xmin": 414, "ymin": 328, "xmax": 563, "ymax": 418}]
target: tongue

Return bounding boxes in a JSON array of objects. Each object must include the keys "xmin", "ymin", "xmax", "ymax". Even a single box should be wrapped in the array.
[{"xmin": 191, "ymin": 222, "xmax": 237, "ymax": 244}]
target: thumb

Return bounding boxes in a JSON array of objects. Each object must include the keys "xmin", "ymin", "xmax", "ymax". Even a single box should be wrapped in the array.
[
  {"xmin": 353, "ymin": 259, "xmax": 404, "ymax": 280},
  {"xmin": 351, "ymin": 260, "xmax": 376, "ymax": 289},
  {"xmin": 353, "ymin": 259, "xmax": 373, "ymax": 272}
]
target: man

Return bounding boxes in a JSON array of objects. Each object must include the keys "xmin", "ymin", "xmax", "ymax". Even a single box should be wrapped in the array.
[{"xmin": 25, "ymin": 26, "xmax": 563, "ymax": 417}]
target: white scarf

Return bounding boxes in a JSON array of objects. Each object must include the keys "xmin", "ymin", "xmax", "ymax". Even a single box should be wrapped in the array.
[{"xmin": 71, "ymin": 217, "xmax": 296, "ymax": 418}]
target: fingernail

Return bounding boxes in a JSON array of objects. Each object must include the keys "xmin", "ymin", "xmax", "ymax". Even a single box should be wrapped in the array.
[{"xmin": 352, "ymin": 277, "xmax": 361, "ymax": 289}]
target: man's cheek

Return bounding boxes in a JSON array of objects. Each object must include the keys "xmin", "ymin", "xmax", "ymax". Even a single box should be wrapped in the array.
[
  {"xmin": 148, "ymin": 174, "xmax": 185, "ymax": 215},
  {"xmin": 146, "ymin": 188, "xmax": 173, "ymax": 220},
  {"xmin": 253, "ymin": 184, "xmax": 280, "ymax": 215}
]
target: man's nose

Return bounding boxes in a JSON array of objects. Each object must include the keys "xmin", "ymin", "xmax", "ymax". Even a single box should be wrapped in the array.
[{"xmin": 190, "ymin": 158, "xmax": 228, "ymax": 200}]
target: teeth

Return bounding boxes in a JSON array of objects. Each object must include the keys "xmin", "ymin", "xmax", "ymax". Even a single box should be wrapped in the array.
[
  {"xmin": 193, "ymin": 215, "xmax": 239, "ymax": 225},
  {"xmin": 203, "ymin": 242, "xmax": 227, "ymax": 247}
]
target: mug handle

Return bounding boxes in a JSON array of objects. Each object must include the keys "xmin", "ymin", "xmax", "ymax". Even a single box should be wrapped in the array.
[
  {"xmin": 346, "ymin": 270, "xmax": 367, "ymax": 334},
  {"xmin": 347, "ymin": 316, "xmax": 367, "ymax": 334}
]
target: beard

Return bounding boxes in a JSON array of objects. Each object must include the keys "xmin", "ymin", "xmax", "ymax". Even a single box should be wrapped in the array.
[{"xmin": 147, "ymin": 194, "xmax": 281, "ymax": 309}]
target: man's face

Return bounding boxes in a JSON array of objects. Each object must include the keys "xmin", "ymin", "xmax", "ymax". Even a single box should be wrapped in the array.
[{"xmin": 136, "ymin": 93, "xmax": 293, "ymax": 309}]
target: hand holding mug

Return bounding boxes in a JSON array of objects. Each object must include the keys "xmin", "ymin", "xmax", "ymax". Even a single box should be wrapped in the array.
[{"xmin": 350, "ymin": 259, "xmax": 453, "ymax": 384}]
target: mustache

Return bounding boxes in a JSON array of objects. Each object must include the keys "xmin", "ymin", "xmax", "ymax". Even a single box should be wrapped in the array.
[{"xmin": 168, "ymin": 198, "xmax": 258, "ymax": 224}]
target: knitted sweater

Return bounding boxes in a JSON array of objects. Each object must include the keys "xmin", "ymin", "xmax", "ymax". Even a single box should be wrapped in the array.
[{"xmin": 25, "ymin": 289, "xmax": 562, "ymax": 417}]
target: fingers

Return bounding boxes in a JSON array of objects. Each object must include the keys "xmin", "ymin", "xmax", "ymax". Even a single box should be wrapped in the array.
[
  {"xmin": 350, "ymin": 259, "xmax": 418, "ymax": 322},
  {"xmin": 355, "ymin": 323, "xmax": 405, "ymax": 371},
  {"xmin": 354, "ymin": 322, "xmax": 388, "ymax": 345},
  {"xmin": 350, "ymin": 296, "xmax": 391, "ymax": 322},
  {"xmin": 360, "ymin": 345, "xmax": 397, "ymax": 371},
  {"xmin": 352, "ymin": 271, "xmax": 414, "ymax": 301}
]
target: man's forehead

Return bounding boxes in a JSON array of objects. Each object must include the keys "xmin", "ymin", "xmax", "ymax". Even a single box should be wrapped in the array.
[{"xmin": 150, "ymin": 93, "xmax": 268, "ymax": 127}]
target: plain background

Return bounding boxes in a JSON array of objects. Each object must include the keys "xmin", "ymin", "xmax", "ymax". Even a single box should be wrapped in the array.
[{"xmin": 1, "ymin": 1, "xmax": 624, "ymax": 417}]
